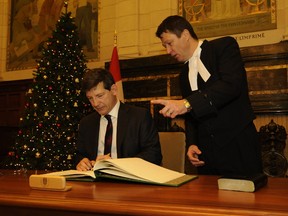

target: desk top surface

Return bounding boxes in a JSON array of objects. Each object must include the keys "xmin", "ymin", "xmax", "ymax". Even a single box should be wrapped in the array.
[{"xmin": 0, "ymin": 170, "xmax": 288, "ymax": 216}]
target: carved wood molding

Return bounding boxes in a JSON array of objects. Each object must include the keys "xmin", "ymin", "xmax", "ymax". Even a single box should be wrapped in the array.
[{"xmin": 241, "ymin": 40, "xmax": 288, "ymax": 66}]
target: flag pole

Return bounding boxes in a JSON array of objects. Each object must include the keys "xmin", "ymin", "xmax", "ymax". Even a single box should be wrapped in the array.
[
  {"xmin": 109, "ymin": 30, "xmax": 124, "ymax": 101},
  {"xmin": 114, "ymin": 30, "xmax": 117, "ymax": 47}
]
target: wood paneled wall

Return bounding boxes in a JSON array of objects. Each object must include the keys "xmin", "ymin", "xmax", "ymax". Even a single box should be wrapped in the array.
[
  {"xmin": 0, "ymin": 79, "xmax": 31, "ymax": 161},
  {"xmin": 108, "ymin": 41, "xmax": 288, "ymax": 125},
  {"xmin": 106, "ymin": 41, "xmax": 288, "ymax": 162}
]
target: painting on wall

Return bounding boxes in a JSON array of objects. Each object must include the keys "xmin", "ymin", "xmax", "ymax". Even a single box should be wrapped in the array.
[
  {"xmin": 7, "ymin": 0, "xmax": 99, "ymax": 71},
  {"xmin": 178, "ymin": 0, "xmax": 277, "ymax": 39}
]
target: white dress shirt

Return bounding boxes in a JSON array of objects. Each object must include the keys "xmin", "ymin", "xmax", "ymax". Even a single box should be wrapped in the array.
[{"xmin": 98, "ymin": 100, "xmax": 120, "ymax": 158}]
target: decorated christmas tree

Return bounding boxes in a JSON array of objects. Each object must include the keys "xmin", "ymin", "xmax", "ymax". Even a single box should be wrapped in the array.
[{"xmin": 4, "ymin": 4, "xmax": 92, "ymax": 170}]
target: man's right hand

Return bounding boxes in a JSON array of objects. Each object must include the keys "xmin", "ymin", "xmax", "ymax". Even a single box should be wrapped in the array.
[{"xmin": 76, "ymin": 158, "xmax": 95, "ymax": 171}]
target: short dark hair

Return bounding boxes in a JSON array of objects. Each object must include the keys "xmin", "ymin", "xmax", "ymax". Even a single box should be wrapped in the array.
[
  {"xmin": 156, "ymin": 15, "xmax": 198, "ymax": 40},
  {"xmin": 82, "ymin": 68, "xmax": 115, "ymax": 92}
]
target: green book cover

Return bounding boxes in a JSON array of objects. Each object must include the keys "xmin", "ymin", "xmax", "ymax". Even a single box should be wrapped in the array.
[{"xmin": 43, "ymin": 158, "xmax": 198, "ymax": 187}]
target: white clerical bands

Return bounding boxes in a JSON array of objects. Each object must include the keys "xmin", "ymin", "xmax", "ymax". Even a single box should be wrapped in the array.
[{"xmin": 188, "ymin": 41, "xmax": 211, "ymax": 91}]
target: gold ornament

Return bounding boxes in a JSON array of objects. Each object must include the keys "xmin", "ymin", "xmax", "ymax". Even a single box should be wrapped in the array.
[
  {"xmin": 35, "ymin": 152, "xmax": 41, "ymax": 158},
  {"xmin": 75, "ymin": 78, "xmax": 79, "ymax": 83},
  {"xmin": 44, "ymin": 111, "xmax": 49, "ymax": 116},
  {"xmin": 23, "ymin": 145, "xmax": 27, "ymax": 149},
  {"xmin": 74, "ymin": 102, "xmax": 78, "ymax": 107},
  {"xmin": 43, "ymin": 75, "xmax": 47, "ymax": 79}
]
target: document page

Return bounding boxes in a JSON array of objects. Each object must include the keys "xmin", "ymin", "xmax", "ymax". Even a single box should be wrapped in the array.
[{"xmin": 94, "ymin": 158, "xmax": 185, "ymax": 183}]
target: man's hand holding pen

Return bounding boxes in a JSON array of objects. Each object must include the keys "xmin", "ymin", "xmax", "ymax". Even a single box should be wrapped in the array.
[
  {"xmin": 76, "ymin": 154, "xmax": 111, "ymax": 171},
  {"xmin": 95, "ymin": 153, "xmax": 111, "ymax": 162},
  {"xmin": 76, "ymin": 158, "xmax": 95, "ymax": 171}
]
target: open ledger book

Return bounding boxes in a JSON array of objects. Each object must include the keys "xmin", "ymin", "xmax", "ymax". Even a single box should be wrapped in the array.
[{"xmin": 43, "ymin": 158, "xmax": 197, "ymax": 187}]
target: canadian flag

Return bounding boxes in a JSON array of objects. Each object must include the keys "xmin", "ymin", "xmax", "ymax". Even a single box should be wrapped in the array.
[{"xmin": 109, "ymin": 46, "xmax": 124, "ymax": 101}]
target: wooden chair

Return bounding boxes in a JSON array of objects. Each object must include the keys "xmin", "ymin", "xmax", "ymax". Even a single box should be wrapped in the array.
[
  {"xmin": 259, "ymin": 119, "xmax": 288, "ymax": 177},
  {"xmin": 159, "ymin": 132, "xmax": 186, "ymax": 173}
]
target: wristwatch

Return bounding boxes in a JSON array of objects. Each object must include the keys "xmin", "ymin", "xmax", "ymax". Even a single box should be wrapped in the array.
[{"xmin": 183, "ymin": 99, "xmax": 192, "ymax": 112}]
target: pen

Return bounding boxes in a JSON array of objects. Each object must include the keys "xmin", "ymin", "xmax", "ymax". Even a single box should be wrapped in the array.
[{"xmin": 91, "ymin": 153, "xmax": 111, "ymax": 170}]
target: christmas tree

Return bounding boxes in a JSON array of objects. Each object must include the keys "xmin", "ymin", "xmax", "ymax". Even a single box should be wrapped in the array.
[{"xmin": 4, "ymin": 4, "xmax": 92, "ymax": 171}]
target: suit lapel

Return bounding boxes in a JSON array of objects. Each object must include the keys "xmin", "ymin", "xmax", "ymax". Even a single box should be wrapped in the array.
[{"xmin": 93, "ymin": 113, "xmax": 101, "ymax": 155}]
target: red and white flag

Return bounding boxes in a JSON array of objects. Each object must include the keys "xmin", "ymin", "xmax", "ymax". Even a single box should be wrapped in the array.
[{"xmin": 109, "ymin": 46, "xmax": 124, "ymax": 101}]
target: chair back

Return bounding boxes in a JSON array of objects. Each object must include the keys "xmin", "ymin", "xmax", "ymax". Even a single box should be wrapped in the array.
[{"xmin": 159, "ymin": 132, "xmax": 186, "ymax": 173}]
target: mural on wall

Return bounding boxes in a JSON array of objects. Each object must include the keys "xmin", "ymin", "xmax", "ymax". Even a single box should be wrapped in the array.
[
  {"xmin": 7, "ymin": 0, "xmax": 98, "ymax": 71},
  {"xmin": 179, "ymin": 0, "xmax": 277, "ymax": 39}
]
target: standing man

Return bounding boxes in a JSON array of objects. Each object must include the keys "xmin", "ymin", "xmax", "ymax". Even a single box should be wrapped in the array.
[
  {"xmin": 76, "ymin": 68, "xmax": 162, "ymax": 171},
  {"xmin": 151, "ymin": 15, "xmax": 262, "ymax": 176}
]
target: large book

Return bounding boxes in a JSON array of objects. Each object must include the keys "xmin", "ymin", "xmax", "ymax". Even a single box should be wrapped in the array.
[
  {"xmin": 43, "ymin": 157, "xmax": 197, "ymax": 187},
  {"xmin": 217, "ymin": 173, "xmax": 268, "ymax": 192}
]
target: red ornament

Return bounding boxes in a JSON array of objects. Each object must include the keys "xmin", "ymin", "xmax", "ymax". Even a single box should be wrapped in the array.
[{"xmin": 8, "ymin": 151, "xmax": 15, "ymax": 156}]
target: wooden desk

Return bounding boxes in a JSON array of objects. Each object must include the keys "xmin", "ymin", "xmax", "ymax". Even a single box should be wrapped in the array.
[{"xmin": 0, "ymin": 170, "xmax": 287, "ymax": 216}]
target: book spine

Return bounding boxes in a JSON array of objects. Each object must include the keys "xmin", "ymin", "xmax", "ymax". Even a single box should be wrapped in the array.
[{"xmin": 253, "ymin": 175, "xmax": 268, "ymax": 191}]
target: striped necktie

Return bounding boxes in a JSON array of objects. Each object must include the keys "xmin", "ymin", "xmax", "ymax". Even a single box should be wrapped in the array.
[{"xmin": 104, "ymin": 115, "xmax": 113, "ymax": 155}]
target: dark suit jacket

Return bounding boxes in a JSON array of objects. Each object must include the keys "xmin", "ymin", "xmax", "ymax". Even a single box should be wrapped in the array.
[
  {"xmin": 180, "ymin": 36, "xmax": 262, "ymax": 175},
  {"xmin": 75, "ymin": 103, "xmax": 162, "ymax": 166}
]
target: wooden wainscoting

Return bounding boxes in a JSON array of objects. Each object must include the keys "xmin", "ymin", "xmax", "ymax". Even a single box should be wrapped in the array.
[
  {"xmin": 105, "ymin": 41, "xmax": 288, "ymax": 173},
  {"xmin": 105, "ymin": 41, "xmax": 288, "ymax": 125},
  {"xmin": 0, "ymin": 79, "xmax": 32, "ymax": 162}
]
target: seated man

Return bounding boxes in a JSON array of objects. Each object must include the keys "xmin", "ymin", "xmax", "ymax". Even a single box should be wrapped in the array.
[{"xmin": 75, "ymin": 68, "xmax": 162, "ymax": 171}]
